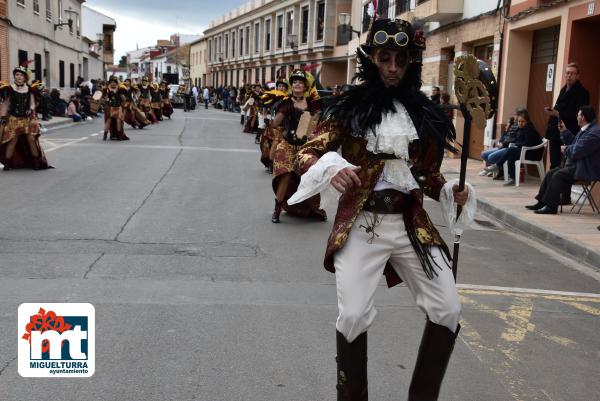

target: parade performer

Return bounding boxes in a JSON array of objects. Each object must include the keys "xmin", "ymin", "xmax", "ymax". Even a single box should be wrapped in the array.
[
  {"xmin": 122, "ymin": 78, "xmax": 149, "ymax": 129},
  {"xmin": 151, "ymin": 83, "xmax": 163, "ymax": 121},
  {"xmin": 0, "ymin": 66, "xmax": 51, "ymax": 170},
  {"xmin": 259, "ymin": 80, "xmax": 288, "ymax": 172},
  {"xmin": 159, "ymin": 81, "xmax": 173, "ymax": 119},
  {"xmin": 137, "ymin": 77, "xmax": 158, "ymax": 124},
  {"xmin": 292, "ymin": 18, "xmax": 473, "ymax": 400},
  {"xmin": 242, "ymin": 87, "xmax": 259, "ymax": 134},
  {"xmin": 102, "ymin": 76, "xmax": 129, "ymax": 141},
  {"xmin": 269, "ymin": 70, "xmax": 326, "ymax": 223}
]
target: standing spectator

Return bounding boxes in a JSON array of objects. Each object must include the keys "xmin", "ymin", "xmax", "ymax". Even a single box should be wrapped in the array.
[
  {"xmin": 544, "ymin": 62, "xmax": 589, "ymax": 169},
  {"xmin": 38, "ymin": 87, "xmax": 53, "ymax": 121},
  {"xmin": 430, "ymin": 86, "xmax": 440, "ymax": 104},
  {"xmin": 222, "ymin": 86, "xmax": 230, "ymax": 112},
  {"xmin": 202, "ymin": 86, "xmax": 210, "ymax": 109},
  {"xmin": 439, "ymin": 92, "xmax": 454, "ymax": 121},
  {"xmin": 192, "ymin": 85, "xmax": 199, "ymax": 104}
]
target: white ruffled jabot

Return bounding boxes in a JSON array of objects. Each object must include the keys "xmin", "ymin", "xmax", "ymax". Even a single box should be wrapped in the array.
[{"xmin": 367, "ymin": 101, "xmax": 420, "ymax": 193}]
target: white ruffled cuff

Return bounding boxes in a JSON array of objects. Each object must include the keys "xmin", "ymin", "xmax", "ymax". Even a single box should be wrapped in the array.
[
  {"xmin": 439, "ymin": 179, "xmax": 477, "ymax": 236},
  {"xmin": 287, "ymin": 152, "xmax": 356, "ymax": 206}
]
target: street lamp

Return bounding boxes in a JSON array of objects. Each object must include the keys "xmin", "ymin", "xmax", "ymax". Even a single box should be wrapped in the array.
[
  {"xmin": 54, "ymin": 7, "xmax": 78, "ymax": 31},
  {"xmin": 338, "ymin": 12, "xmax": 361, "ymax": 38}
]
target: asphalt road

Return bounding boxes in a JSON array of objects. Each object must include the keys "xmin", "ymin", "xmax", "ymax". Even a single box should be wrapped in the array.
[{"xmin": 0, "ymin": 107, "xmax": 598, "ymax": 401}]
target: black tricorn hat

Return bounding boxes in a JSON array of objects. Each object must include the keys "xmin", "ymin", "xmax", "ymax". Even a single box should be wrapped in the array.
[
  {"xmin": 361, "ymin": 18, "xmax": 425, "ymax": 54},
  {"xmin": 108, "ymin": 75, "xmax": 119, "ymax": 84},
  {"xmin": 276, "ymin": 80, "xmax": 288, "ymax": 88}
]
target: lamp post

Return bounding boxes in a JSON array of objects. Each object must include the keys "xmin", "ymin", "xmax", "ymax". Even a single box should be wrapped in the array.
[
  {"xmin": 54, "ymin": 7, "xmax": 78, "ymax": 31},
  {"xmin": 338, "ymin": 12, "xmax": 361, "ymax": 39}
]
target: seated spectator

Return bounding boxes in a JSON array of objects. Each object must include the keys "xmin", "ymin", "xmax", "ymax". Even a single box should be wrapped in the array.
[
  {"xmin": 479, "ymin": 115, "xmax": 517, "ymax": 177},
  {"xmin": 50, "ymin": 89, "xmax": 68, "ymax": 116},
  {"xmin": 484, "ymin": 109, "xmax": 542, "ymax": 186},
  {"xmin": 67, "ymin": 96, "xmax": 83, "ymax": 122},
  {"xmin": 525, "ymin": 106, "xmax": 600, "ymax": 214}
]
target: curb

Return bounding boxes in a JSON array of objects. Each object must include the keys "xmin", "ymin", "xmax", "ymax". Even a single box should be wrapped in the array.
[
  {"xmin": 476, "ymin": 196, "xmax": 600, "ymax": 269},
  {"xmin": 40, "ymin": 120, "xmax": 93, "ymax": 133}
]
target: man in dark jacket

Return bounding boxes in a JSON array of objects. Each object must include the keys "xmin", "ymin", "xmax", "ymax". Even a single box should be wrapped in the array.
[
  {"xmin": 527, "ymin": 106, "xmax": 600, "ymax": 214},
  {"xmin": 544, "ymin": 62, "xmax": 589, "ymax": 169}
]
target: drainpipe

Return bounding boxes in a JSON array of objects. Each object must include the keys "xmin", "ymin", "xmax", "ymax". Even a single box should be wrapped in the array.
[{"xmin": 491, "ymin": 0, "xmax": 510, "ymax": 140}]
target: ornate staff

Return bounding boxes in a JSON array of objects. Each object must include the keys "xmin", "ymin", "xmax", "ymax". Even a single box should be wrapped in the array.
[{"xmin": 451, "ymin": 54, "xmax": 498, "ymax": 279}]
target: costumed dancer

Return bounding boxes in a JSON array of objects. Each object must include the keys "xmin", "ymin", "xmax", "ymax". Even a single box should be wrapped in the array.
[
  {"xmin": 0, "ymin": 66, "xmax": 51, "ymax": 170},
  {"xmin": 151, "ymin": 83, "xmax": 163, "ymax": 121},
  {"xmin": 242, "ymin": 87, "xmax": 259, "ymax": 134},
  {"xmin": 138, "ymin": 77, "xmax": 158, "ymax": 124},
  {"xmin": 122, "ymin": 78, "xmax": 149, "ymax": 129},
  {"xmin": 102, "ymin": 76, "xmax": 129, "ymax": 141},
  {"xmin": 292, "ymin": 19, "xmax": 474, "ymax": 400},
  {"xmin": 259, "ymin": 80, "xmax": 288, "ymax": 172},
  {"xmin": 270, "ymin": 70, "xmax": 326, "ymax": 223},
  {"xmin": 159, "ymin": 81, "xmax": 173, "ymax": 119}
]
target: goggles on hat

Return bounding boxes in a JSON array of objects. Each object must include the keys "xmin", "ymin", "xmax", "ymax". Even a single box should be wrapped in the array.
[{"xmin": 373, "ymin": 30, "xmax": 409, "ymax": 47}]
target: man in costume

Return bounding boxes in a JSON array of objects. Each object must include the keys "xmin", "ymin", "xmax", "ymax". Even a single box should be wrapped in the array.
[
  {"xmin": 102, "ymin": 76, "xmax": 129, "ymax": 141},
  {"xmin": 270, "ymin": 70, "xmax": 326, "ymax": 223},
  {"xmin": 294, "ymin": 19, "xmax": 471, "ymax": 400},
  {"xmin": 159, "ymin": 81, "xmax": 174, "ymax": 120},
  {"xmin": 137, "ymin": 76, "xmax": 158, "ymax": 124},
  {"xmin": 0, "ymin": 66, "xmax": 51, "ymax": 170},
  {"xmin": 543, "ymin": 62, "xmax": 589, "ymax": 169}
]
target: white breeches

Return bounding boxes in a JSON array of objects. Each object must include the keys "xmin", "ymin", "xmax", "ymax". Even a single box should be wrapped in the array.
[{"xmin": 334, "ymin": 211, "xmax": 461, "ymax": 343}]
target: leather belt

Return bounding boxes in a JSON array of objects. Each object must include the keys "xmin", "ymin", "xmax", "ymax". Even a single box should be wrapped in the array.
[{"xmin": 363, "ymin": 189, "xmax": 410, "ymax": 214}]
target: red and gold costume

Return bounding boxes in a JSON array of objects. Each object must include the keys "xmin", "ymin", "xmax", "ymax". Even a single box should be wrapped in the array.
[
  {"xmin": 102, "ymin": 78, "xmax": 129, "ymax": 141},
  {"xmin": 159, "ymin": 82, "xmax": 173, "ymax": 119},
  {"xmin": 270, "ymin": 73, "xmax": 326, "ymax": 222},
  {"xmin": 150, "ymin": 83, "xmax": 163, "ymax": 121},
  {"xmin": 0, "ymin": 67, "xmax": 50, "ymax": 170},
  {"xmin": 137, "ymin": 78, "xmax": 158, "ymax": 124},
  {"xmin": 122, "ymin": 80, "xmax": 150, "ymax": 129}
]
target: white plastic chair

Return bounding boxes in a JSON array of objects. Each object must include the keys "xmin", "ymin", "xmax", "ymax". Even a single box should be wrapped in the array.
[{"xmin": 503, "ymin": 138, "xmax": 548, "ymax": 187}]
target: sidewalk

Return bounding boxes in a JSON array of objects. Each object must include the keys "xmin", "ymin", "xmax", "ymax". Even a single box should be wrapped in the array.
[
  {"xmin": 39, "ymin": 116, "xmax": 80, "ymax": 132},
  {"xmin": 441, "ymin": 157, "xmax": 600, "ymax": 269}
]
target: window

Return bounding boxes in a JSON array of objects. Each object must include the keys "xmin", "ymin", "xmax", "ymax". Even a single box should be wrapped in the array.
[
  {"xmin": 265, "ymin": 19, "xmax": 271, "ymax": 51},
  {"xmin": 218, "ymin": 36, "xmax": 222, "ymax": 57},
  {"xmin": 34, "ymin": 54, "xmax": 42, "ymax": 82},
  {"xmin": 315, "ymin": 0, "xmax": 325, "ymax": 41},
  {"xmin": 69, "ymin": 63, "xmax": 74, "ymax": 88},
  {"xmin": 286, "ymin": 11, "xmax": 293, "ymax": 37},
  {"xmin": 254, "ymin": 22, "xmax": 260, "ymax": 53},
  {"xmin": 76, "ymin": 14, "xmax": 80, "ymax": 36},
  {"xmin": 46, "ymin": 0, "xmax": 52, "ymax": 21},
  {"xmin": 231, "ymin": 31, "xmax": 236, "ymax": 58},
  {"xmin": 301, "ymin": 6, "xmax": 309, "ymax": 44},
  {"xmin": 18, "ymin": 50, "xmax": 28, "ymax": 69},
  {"xmin": 167, "ymin": 66, "xmax": 171, "ymax": 73},
  {"xmin": 17, "ymin": 0, "xmax": 25, "ymax": 7},
  {"xmin": 224, "ymin": 34, "xmax": 229, "ymax": 59},
  {"xmin": 33, "ymin": 0, "xmax": 40, "ymax": 14},
  {"xmin": 276, "ymin": 14, "xmax": 283, "ymax": 49},
  {"xmin": 208, "ymin": 39, "xmax": 212, "ymax": 61},
  {"xmin": 239, "ymin": 28, "xmax": 244, "ymax": 56},
  {"xmin": 396, "ymin": 0, "xmax": 412, "ymax": 14},
  {"xmin": 362, "ymin": 3, "xmax": 370, "ymax": 33},
  {"xmin": 59, "ymin": 60, "xmax": 65, "ymax": 87},
  {"xmin": 255, "ymin": 68, "xmax": 260, "ymax": 83},
  {"xmin": 474, "ymin": 43, "xmax": 494, "ymax": 65},
  {"xmin": 245, "ymin": 26, "xmax": 250, "ymax": 55},
  {"xmin": 270, "ymin": 66, "xmax": 275, "ymax": 81}
]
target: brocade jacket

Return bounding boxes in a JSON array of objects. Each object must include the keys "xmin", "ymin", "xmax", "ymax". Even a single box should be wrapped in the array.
[{"xmin": 295, "ymin": 118, "xmax": 450, "ymax": 288}]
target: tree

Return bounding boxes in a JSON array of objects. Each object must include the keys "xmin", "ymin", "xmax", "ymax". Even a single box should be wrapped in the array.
[{"xmin": 118, "ymin": 55, "xmax": 127, "ymax": 68}]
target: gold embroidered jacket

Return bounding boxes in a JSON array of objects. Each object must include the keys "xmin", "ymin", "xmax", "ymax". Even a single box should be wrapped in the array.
[{"xmin": 295, "ymin": 118, "xmax": 450, "ymax": 288}]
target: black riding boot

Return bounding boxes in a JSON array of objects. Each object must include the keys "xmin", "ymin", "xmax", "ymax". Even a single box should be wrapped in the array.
[
  {"xmin": 336, "ymin": 330, "xmax": 368, "ymax": 401},
  {"xmin": 408, "ymin": 320, "xmax": 460, "ymax": 401}
]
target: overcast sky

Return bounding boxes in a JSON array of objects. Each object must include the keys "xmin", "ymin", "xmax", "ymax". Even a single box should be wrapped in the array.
[{"xmin": 85, "ymin": 0, "xmax": 246, "ymax": 60}]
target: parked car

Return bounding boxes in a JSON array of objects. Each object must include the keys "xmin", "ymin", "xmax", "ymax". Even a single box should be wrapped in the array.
[{"xmin": 169, "ymin": 84, "xmax": 184, "ymax": 108}]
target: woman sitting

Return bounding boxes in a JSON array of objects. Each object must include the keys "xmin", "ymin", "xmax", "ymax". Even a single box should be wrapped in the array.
[
  {"xmin": 479, "ymin": 115, "xmax": 518, "ymax": 178},
  {"xmin": 485, "ymin": 109, "xmax": 543, "ymax": 186}
]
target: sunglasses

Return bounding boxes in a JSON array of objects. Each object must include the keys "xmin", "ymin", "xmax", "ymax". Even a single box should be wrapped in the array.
[{"xmin": 373, "ymin": 30, "xmax": 409, "ymax": 47}]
